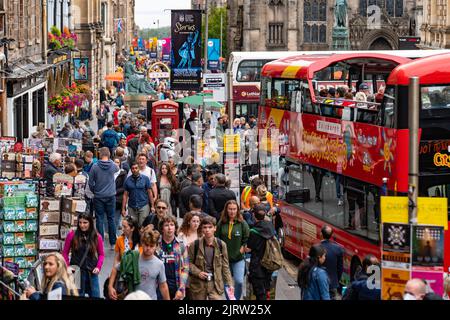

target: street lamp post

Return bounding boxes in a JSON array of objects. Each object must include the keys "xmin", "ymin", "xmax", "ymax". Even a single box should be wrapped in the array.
[{"xmin": 201, "ymin": 0, "xmax": 209, "ymax": 136}]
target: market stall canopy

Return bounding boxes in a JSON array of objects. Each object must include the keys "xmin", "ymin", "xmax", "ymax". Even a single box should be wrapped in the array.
[
  {"xmin": 105, "ymin": 72, "xmax": 124, "ymax": 82},
  {"xmin": 175, "ymin": 93, "xmax": 223, "ymax": 109}
]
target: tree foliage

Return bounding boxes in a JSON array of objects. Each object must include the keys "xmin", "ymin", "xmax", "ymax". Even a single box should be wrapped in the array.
[
  {"xmin": 139, "ymin": 26, "xmax": 171, "ymax": 39},
  {"xmin": 201, "ymin": 6, "xmax": 228, "ymax": 59}
]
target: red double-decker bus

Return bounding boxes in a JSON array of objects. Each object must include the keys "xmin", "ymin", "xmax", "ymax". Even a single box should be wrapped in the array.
[{"xmin": 257, "ymin": 52, "xmax": 450, "ymax": 282}]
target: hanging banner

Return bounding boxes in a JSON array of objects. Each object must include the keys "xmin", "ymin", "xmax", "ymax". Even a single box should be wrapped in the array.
[
  {"xmin": 170, "ymin": 10, "xmax": 202, "ymax": 91},
  {"xmin": 132, "ymin": 38, "xmax": 138, "ymax": 49},
  {"xmin": 73, "ymin": 57, "xmax": 88, "ymax": 81},
  {"xmin": 138, "ymin": 38, "xmax": 144, "ymax": 51},
  {"xmin": 114, "ymin": 18, "xmax": 124, "ymax": 33},
  {"xmin": 150, "ymin": 37, "xmax": 158, "ymax": 59},
  {"xmin": 207, "ymin": 38, "xmax": 220, "ymax": 70},
  {"xmin": 162, "ymin": 37, "xmax": 171, "ymax": 62}
]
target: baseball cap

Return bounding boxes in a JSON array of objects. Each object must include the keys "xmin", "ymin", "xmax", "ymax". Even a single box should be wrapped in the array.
[{"xmin": 359, "ymin": 83, "xmax": 370, "ymax": 90}]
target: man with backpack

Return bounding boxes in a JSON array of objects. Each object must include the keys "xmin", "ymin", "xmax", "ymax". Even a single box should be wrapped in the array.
[
  {"xmin": 247, "ymin": 204, "xmax": 282, "ymax": 300},
  {"xmin": 187, "ymin": 216, "xmax": 234, "ymax": 300},
  {"xmin": 101, "ymin": 121, "xmax": 120, "ymax": 155}
]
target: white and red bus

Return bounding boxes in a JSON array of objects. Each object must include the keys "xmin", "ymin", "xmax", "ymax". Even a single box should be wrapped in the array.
[
  {"xmin": 227, "ymin": 50, "xmax": 450, "ymax": 121},
  {"xmin": 257, "ymin": 52, "xmax": 450, "ymax": 283}
]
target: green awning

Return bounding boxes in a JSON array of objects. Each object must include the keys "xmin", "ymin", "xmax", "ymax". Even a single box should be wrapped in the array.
[{"xmin": 176, "ymin": 93, "xmax": 224, "ymax": 109}]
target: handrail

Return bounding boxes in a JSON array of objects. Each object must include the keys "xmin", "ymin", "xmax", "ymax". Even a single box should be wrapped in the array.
[{"xmin": 316, "ymin": 97, "xmax": 380, "ymax": 111}]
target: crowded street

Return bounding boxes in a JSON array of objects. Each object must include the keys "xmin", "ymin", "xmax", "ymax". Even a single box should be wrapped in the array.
[{"xmin": 1, "ymin": 0, "xmax": 450, "ymax": 308}]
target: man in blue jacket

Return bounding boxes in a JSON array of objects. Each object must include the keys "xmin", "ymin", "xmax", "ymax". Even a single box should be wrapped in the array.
[
  {"xmin": 101, "ymin": 121, "xmax": 120, "ymax": 155},
  {"xmin": 320, "ymin": 225, "xmax": 344, "ymax": 300},
  {"xmin": 89, "ymin": 147, "xmax": 119, "ymax": 247}
]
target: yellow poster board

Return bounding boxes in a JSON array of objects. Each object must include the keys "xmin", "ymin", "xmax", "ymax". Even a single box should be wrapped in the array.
[
  {"xmin": 380, "ymin": 196, "xmax": 409, "ymax": 224},
  {"xmin": 417, "ymin": 197, "xmax": 448, "ymax": 230},
  {"xmin": 223, "ymin": 134, "xmax": 240, "ymax": 153}
]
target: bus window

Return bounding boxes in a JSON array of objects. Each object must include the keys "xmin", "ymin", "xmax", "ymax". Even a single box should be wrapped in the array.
[
  {"xmin": 421, "ymin": 85, "xmax": 450, "ymax": 110},
  {"xmin": 237, "ymin": 60, "xmax": 271, "ymax": 82},
  {"xmin": 261, "ymin": 78, "xmax": 301, "ymax": 110},
  {"xmin": 321, "ymin": 172, "xmax": 345, "ymax": 227},
  {"xmin": 302, "ymin": 166, "xmax": 324, "ymax": 218},
  {"xmin": 381, "ymin": 86, "xmax": 396, "ymax": 128}
]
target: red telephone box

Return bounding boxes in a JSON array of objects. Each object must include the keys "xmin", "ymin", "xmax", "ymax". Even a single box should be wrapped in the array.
[{"xmin": 151, "ymin": 100, "xmax": 180, "ymax": 145}]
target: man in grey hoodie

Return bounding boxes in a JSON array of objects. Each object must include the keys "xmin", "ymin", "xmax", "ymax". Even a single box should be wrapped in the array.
[{"xmin": 89, "ymin": 147, "xmax": 119, "ymax": 247}]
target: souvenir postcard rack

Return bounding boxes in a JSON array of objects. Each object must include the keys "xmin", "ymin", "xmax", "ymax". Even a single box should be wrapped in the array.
[{"xmin": 0, "ymin": 180, "xmax": 40, "ymax": 285}]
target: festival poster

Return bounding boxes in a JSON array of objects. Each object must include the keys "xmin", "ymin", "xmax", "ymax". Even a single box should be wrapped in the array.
[
  {"xmin": 150, "ymin": 37, "xmax": 158, "ymax": 59},
  {"xmin": 411, "ymin": 225, "xmax": 444, "ymax": 270},
  {"xmin": 162, "ymin": 37, "xmax": 171, "ymax": 62},
  {"xmin": 132, "ymin": 37, "xmax": 138, "ymax": 49},
  {"xmin": 411, "ymin": 269, "xmax": 444, "ymax": 296},
  {"xmin": 170, "ymin": 10, "xmax": 202, "ymax": 91},
  {"xmin": 138, "ymin": 38, "xmax": 144, "ymax": 51},
  {"xmin": 381, "ymin": 268, "xmax": 410, "ymax": 300},
  {"xmin": 114, "ymin": 18, "xmax": 123, "ymax": 33},
  {"xmin": 73, "ymin": 58, "xmax": 88, "ymax": 81},
  {"xmin": 207, "ymin": 38, "xmax": 220, "ymax": 71}
]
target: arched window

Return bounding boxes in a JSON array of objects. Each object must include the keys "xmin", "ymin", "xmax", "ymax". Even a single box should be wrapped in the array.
[
  {"xmin": 304, "ymin": 24, "xmax": 311, "ymax": 43},
  {"xmin": 319, "ymin": 25, "xmax": 327, "ymax": 43},
  {"xmin": 319, "ymin": 0, "xmax": 327, "ymax": 21},
  {"xmin": 304, "ymin": 1, "xmax": 311, "ymax": 21},
  {"xmin": 311, "ymin": 1, "xmax": 319, "ymax": 21},
  {"xmin": 312, "ymin": 24, "xmax": 319, "ymax": 43}
]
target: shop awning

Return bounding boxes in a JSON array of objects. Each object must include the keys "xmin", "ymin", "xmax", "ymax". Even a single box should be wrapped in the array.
[{"xmin": 105, "ymin": 72, "xmax": 124, "ymax": 82}]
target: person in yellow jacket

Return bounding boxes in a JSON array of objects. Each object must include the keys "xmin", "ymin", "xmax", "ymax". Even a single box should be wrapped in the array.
[{"xmin": 241, "ymin": 177, "xmax": 273, "ymax": 211}]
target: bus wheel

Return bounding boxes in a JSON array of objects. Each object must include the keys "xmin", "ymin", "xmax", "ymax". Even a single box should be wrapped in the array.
[{"xmin": 350, "ymin": 256, "xmax": 362, "ymax": 281}]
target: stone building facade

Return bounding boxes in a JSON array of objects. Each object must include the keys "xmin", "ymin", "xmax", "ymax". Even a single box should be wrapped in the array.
[
  {"xmin": 228, "ymin": 0, "xmax": 418, "ymax": 52},
  {"xmin": 71, "ymin": 0, "xmax": 104, "ymax": 110},
  {"xmin": 192, "ymin": 0, "xmax": 227, "ymax": 9},
  {"xmin": 420, "ymin": 0, "xmax": 450, "ymax": 48},
  {"xmin": 113, "ymin": 0, "xmax": 135, "ymax": 56},
  {"xmin": 2, "ymin": 0, "xmax": 50, "ymax": 139}
]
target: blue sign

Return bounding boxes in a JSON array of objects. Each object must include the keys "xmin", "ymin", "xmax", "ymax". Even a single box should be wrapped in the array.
[{"xmin": 207, "ymin": 38, "xmax": 220, "ymax": 70}]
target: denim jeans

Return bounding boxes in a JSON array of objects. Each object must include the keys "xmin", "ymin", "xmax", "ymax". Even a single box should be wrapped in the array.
[
  {"xmin": 94, "ymin": 196, "xmax": 116, "ymax": 246},
  {"xmin": 226, "ymin": 259, "xmax": 246, "ymax": 300},
  {"xmin": 79, "ymin": 269, "xmax": 100, "ymax": 298},
  {"xmin": 103, "ymin": 207, "xmax": 122, "ymax": 238}
]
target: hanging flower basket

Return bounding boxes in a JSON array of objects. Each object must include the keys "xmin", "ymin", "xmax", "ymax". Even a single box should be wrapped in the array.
[
  {"xmin": 48, "ymin": 84, "xmax": 90, "ymax": 117},
  {"xmin": 48, "ymin": 26, "xmax": 78, "ymax": 51}
]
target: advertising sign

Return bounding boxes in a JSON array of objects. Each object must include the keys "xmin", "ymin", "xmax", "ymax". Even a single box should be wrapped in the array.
[
  {"xmin": 170, "ymin": 10, "xmax": 202, "ymax": 91},
  {"xmin": 380, "ymin": 196, "xmax": 408, "ymax": 224},
  {"xmin": 204, "ymin": 73, "xmax": 226, "ymax": 102},
  {"xmin": 411, "ymin": 225, "xmax": 444, "ymax": 269},
  {"xmin": 381, "ymin": 268, "xmax": 410, "ymax": 300},
  {"xmin": 411, "ymin": 269, "xmax": 444, "ymax": 296},
  {"xmin": 207, "ymin": 38, "xmax": 220, "ymax": 70},
  {"xmin": 73, "ymin": 58, "xmax": 88, "ymax": 81},
  {"xmin": 162, "ymin": 37, "xmax": 171, "ymax": 62},
  {"xmin": 382, "ymin": 223, "xmax": 411, "ymax": 270},
  {"xmin": 150, "ymin": 37, "xmax": 158, "ymax": 59},
  {"xmin": 417, "ymin": 197, "xmax": 448, "ymax": 230}
]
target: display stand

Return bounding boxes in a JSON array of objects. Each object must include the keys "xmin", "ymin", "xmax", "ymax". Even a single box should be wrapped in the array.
[{"xmin": 0, "ymin": 180, "xmax": 39, "ymax": 284}]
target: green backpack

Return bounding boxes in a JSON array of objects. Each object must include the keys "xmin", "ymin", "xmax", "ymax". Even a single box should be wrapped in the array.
[{"xmin": 250, "ymin": 229, "xmax": 283, "ymax": 272}]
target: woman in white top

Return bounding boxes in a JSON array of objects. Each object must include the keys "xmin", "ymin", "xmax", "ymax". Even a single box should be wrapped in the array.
[{"xmin": 177, "ymin": 212, "xmax": 201, "ymax": 248}]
